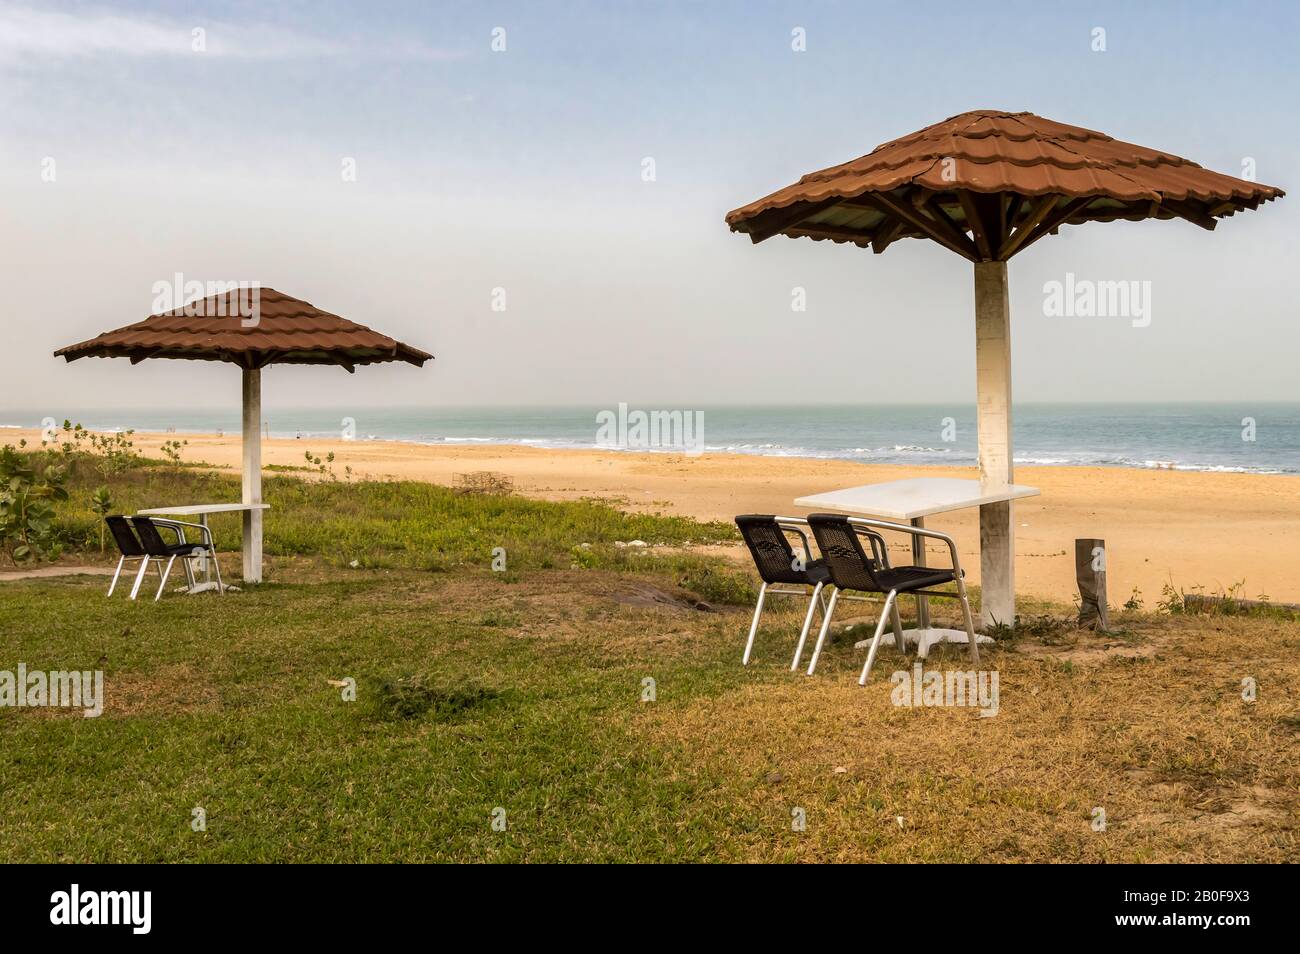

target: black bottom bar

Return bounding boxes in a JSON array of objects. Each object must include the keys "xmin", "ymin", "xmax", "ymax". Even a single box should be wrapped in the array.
[{"xmin": 0, "ymin": 862, "xmax": 1287, "ymax": 940}]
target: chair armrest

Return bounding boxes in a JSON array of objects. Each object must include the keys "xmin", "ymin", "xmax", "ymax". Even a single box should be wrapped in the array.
[
  {"xmin": 148, "ymin": 518, "xmax": 215, "ymax": 548},
  {"xmin": 856, "ymin": 528, "xmax": 891, "ymax": 569},
  {"xmin": 146, "ymin": 518, "xmax": 188, "ymax": 545},
  {"xmin": 846, "ymin": 516, "xmax": 964, "ymax": 577},
  {"xmin": 773, "ymin": 517, "xmax": 817, "ymax": 568},
  {"xmin": 778, "ymin": 524, "xmax": 813, "ymax": 566}
]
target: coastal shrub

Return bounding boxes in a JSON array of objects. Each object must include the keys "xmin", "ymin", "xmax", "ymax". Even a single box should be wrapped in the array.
[
  {"xmin": 302, "ymin": 450, "xmax": 351, "ymax": 481},
  {"xmin": 1169, "ymin": 581, "xmax": 1299, "ymax": 620},
  {"xmin": 48, "ymin": 420, "xmax": 140, "ymax": 477},
  {"xmin": 159, "ymin": 438, "xmax": 188, "ymax": 468},
  {"xmin": 0, "ymin": 444, "xmax": 69, "ymax": 564},
  {"xmin": 982, "ymin": 613, "xmax": 1075, "ymax": 642},
  {"xmin": 1157, "ymin": 583, "xmax": 1186, "ymax": 614},
  {"xmin": 89, "ymin": 485, "xmax": 113, "ymax": 553}
]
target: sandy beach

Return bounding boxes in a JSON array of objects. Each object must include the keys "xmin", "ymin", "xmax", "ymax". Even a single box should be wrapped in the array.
[{"xmin": 14, "ymin": 428, "xmax": 1300, "ymax": 605}]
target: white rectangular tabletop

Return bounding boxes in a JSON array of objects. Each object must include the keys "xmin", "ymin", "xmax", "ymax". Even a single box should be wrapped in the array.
[
  {"xmin": 138, "ymin": 503, "xmax": 271, "ymax": 516},
  {"xmin": 794, "ymin": 477, "xmax": 1040, "ymax": 521}
]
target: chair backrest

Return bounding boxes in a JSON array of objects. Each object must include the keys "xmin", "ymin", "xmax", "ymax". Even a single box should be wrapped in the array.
[
  {"xmin": 735, "ymin": 515, "xmax": 811, "ymax": 585},
  {"xmin": 807, "ymin": 513, "xmax": 884, "ymax": 592},
  {"xmin": 128, "ymin": 516, "xmax": 172, "ymax": 557},
  {"xmin": 105, "ymin": 515, "xmax": 145, "ymax": 557}
]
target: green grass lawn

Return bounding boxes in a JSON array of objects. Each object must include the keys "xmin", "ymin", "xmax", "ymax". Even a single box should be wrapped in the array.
[
  {"xmin": 2, "ymin": 458, "xmax": 1298, "ymax": 862},
  {"xmin": 0, "ymin": 562, "xmax": 768, "ymax": 862},
  {"xmin": 3, "ymin": 562, "xmax": 1298, "ymax": 862}
]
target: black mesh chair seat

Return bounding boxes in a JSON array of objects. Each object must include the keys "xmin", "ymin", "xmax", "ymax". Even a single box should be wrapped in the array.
[
  {"xmin": 159, "ymin": 540, "xmax": 213, "ymax": 555},
  {"xmin": 802, "ymin": 560, "xmax": 832, "ymax": 585},
  {"xmin": 874, "ymin": 565, "xmax": 955, "ymax": 592}
]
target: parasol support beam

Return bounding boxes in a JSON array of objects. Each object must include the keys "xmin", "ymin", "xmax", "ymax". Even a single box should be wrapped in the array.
[
  {"xmin": 974, "ymin": 260, "xmax": 1015, "ymax": 631},
  {"xmin": 242, "ymin": 368, "xmax": 263, "ymax": 583}
]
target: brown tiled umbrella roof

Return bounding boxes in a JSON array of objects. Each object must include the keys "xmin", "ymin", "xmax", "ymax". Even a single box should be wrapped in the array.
[
  {"xmin": 54, "ymin": 287, "xmax": 432, "ymax": 372},
  {"xmin": 726, "ymin": 110, "xmax": 1284, "ymax": 260}
]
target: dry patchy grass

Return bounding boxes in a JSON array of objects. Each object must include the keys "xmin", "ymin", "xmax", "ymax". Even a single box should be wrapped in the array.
[{"xmin": 633, "ymin": 599, "xmax": 1300, "ymax": 862}]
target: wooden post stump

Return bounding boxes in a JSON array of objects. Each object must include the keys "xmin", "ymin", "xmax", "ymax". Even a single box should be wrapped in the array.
[{"xmin": 1075, "ymin": 538, "xmax": 1108, "ymax": 630}]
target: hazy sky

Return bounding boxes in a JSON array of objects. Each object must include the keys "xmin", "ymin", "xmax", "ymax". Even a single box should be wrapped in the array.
[{"xmin": 2, "ymin": 0, "xmax": 1297, "ymax": 416}]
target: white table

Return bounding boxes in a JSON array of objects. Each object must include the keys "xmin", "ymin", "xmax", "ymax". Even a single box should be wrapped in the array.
[
  {"xmin": 138, "ymin": 503, "xmax": 271, "ymax": 593},
  {"xmin": 794, "ymin": 478, "xmax": 1040, "ymax": 655}
]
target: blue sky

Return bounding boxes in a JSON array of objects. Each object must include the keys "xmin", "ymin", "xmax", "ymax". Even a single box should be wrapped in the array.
[{"xmin": 3, "ymin": 0, "xmax": 1297, "ymax": 411}]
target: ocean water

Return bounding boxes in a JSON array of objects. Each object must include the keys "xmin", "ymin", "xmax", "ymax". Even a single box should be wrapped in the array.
[{"xmin": 3, "ymin": 404, "xmax": 1298, "ymax": 475}]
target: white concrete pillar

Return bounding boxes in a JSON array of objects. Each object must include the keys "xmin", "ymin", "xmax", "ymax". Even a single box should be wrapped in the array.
[
  {"xmin": 242, "ymin": 367, "xmax": 263, "ymax": 583},
  {"xmin": 974, "ymin": 261, "xmax": 1015, "ymax": 630}
]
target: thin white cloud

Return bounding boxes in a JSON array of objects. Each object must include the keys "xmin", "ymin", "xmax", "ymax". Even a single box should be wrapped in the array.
[{"xmin": 0, "ymin": 5, "xmax": 462, "ymax": 63}]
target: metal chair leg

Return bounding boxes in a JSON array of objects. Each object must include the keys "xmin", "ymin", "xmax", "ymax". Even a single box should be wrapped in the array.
[
  {"xmin": 790, "ymin": 581, "xmax": 825, "ymax": 671},
  {"xmin": 742, "ymin": 583, "xmax": 768, "ymax": 665},
  {"xmin": 154, "ymin": 555, "xmax": 177, "ymax": 602},
  {"xmin": 107, "ymin": 555, "xmax": 126, "ymax": 597},
  {"xmin": 859, "ymin": 590, "xmax": 898, "ymax": 685},
  {"xmin": 128, "ymin": 558, "xmax": 153, "ymax": 600},
  {"xmin": 956, "ymin": 574, "xmax": 980, "ymax": 663},
  {"xmin": 211, "ymin": 548, "xmax": 224, "ymax": 594},
  {"xmin": 805, "ymin": 588, "xmax": 840, "ymax": 675}
]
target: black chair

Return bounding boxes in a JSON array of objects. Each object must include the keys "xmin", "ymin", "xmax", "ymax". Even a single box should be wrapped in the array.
[
  {"xmin": 127, "ymin": 515, "xmax": 222, "ymax": 602},
  {"xmin": 105, "ymin": 515, "xmax": 150, "ymax": 597},
  {"xmin": 735, "ymin": 515, "xmax": 836, "ymax": 670},
  {"xmin": 806, "ymin": 513, "xmax": 978, "ymax": 684}
]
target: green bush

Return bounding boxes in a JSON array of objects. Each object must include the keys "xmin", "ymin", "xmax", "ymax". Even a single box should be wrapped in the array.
[{"xmin": 0, "ymin": 444, "xmax": 70, "ymax": 563}]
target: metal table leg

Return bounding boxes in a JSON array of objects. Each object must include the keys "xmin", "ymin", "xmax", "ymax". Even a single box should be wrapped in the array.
[
  {"xmin": 911, "ymin": 516, "xmax": 930, "ymax": 630},
  {"xmin": 200, "ymin": 513, "xmax": 211, "ymax": 584},
  {"xmin": 183, "ymin": 513, "xmax": 238, "ymax": 594}
]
